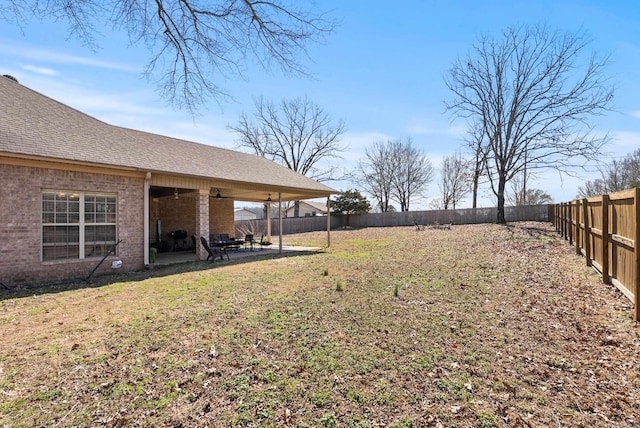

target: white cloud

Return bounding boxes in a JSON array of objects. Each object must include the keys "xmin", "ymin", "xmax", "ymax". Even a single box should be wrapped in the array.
[
  {"xmin": 403, "ymin": 116, "xmax": 467, "ymax": 139},
  {"xmin": 14, "ymin": 72, "xmax": 239, "ymax": 148},
  {"xmin": 599, "ymin": 130, "xmax": 640, "ymax": 161},
  {"xmin": 611, "ymin": 130, "xmax": 640, "ymax": 147},
  {"xmin": 0, "ymin": 39, "xmax": 138, "ymax": 72},
  {"xmin": 342, "ymin": 131, "xmax": 394, "ymax": 151},
  {"xmin": 21, "ymin": 64, "xmax": 58, "ymax": 76}
]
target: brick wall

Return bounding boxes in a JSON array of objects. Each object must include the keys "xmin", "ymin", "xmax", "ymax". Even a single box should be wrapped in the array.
[
  {"xmin": 210, "ymin": 198, "xmax": 235, "ymax": 237},
  {"xmin": 152, "ymin": 193, "xmax": 197, "ymax": 250},
  {"xmin": 0, "ymin": 163, "xmax": 145, "ymax": 289},
  {"xmin": 149, "ymin": 192, "xmax": 235, "ymax": 250}
]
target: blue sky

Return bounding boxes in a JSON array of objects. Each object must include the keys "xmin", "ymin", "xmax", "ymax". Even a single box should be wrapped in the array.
[{"xmin": 3, "ymin": 0, "xmax": 639, "ymax": 209}]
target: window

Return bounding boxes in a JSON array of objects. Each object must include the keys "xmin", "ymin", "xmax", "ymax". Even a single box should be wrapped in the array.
[{"xmin": 42, "ymin": 191, "xmax": 117, "ymax": 261}]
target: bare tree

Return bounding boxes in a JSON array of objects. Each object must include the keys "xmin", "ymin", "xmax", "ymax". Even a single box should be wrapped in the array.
[
  {"xmin": 508, "ymin": 187, "xmax": 553, "ymax": 206},
  {"xmin": 353, "ymin": 138, "xmax": 433, "ymax": 212},
  {"xmin": 464, "ymin": 123, "xmax": 490, "ymax": 209},
  {"xmin": 577, "ymin": 148, "xmax": 640, "ymax": 197},
  {"xmin": 353, "ymin": 141, "xmax": 395, "ymax": 212},
  {"xmin": 231, "ymin": 95, "xmax": 346, "ymax": 180},
  {"xmin": 621, "ymin": 149, "xmax": 640, "ymax": 188},
  {"xmin": 230, "ymin": 95, "xmax": 345, "ymax": 216},
  {"xmin": 429, "ymin": 198, "xmax": 444, "ymax": 210},
  {"xmin": 389, "ymin": 138, "xmax": 434, "ymax": 212},
  {"xmin": 445, "ymin": 25, "xmax": 613, "ymax": 223},
  {"xmin": 2, "ymin": 1, "xmax": 337, "ymax": 112},
  {"xmin": 506, "ymin": 168, "xmax": 536, "ymax": 206},
  {"xmin": 507, "ymin": 174, "xmax": 553, "ymax": 205},
  {"xmin": 576, "ymin": 178, "xmax": 608, "ymax": 199},
  {"xmin": 438, "ymin": 153, "xmax": 471, "ymax": 209}
]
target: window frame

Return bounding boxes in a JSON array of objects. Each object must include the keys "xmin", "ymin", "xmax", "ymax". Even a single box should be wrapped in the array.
[{"xmin": 42, "ymin": 190, "xmax": 118, "ymax": 261}]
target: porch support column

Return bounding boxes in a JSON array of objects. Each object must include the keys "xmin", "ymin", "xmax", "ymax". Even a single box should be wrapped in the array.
[
  {"xmin": 326, "ymin": 196, "xmax": 331, "ymax": 247},
  {"xmin": 143, "ymin": 172, "xmax": 151, "ymax": 265},
  {"xmin": 195, "ymin": 189, "xmax": 210, "ymax": 261},
  {"xmin": 278, "ymin": 192, "xmax": 283, "ymax": 253},
  {"xmin": 266, "ymin": 202, "xmax": 272, "ymax": 239}
]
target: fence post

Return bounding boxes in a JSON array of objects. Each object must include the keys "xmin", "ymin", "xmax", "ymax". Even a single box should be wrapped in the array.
[
  {"xmin": 559, "ymin": 203, "xmax": 563, "ymax": 236},
  {"xmin": 634, "ymin": 189, "xmax": 640, "ymax": 321},
  {"xmin": 568, "ymin": 201, "xmax": 574, "ymax": 245},
  {"xmin": 575, "ymin": 200, "xmax": 581, "ymax": 254},
  {"xmin": 602, "ymin": 194, "xmax": 610, "ymax": 285},
  {"xmin": 563, "ymin": 202, "xmax": 569, "ymax": 239},
  {"xmin": 578, "ymin": 199, "xmax": 584, "ymax": 256},
  {"xmin": 583, "ymin": 198, "xmax": 591, "ymax": 267}
]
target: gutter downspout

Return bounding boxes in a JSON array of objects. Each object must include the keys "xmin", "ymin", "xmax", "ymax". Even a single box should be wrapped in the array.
[{"xmin": 144, "ymin": 172, "xmax": 151, "ymax": 266}]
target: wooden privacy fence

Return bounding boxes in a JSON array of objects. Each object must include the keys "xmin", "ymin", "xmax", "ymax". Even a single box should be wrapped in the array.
[
  {"xmin": 236, "ymin": 204, "xmax": 551, "ymax": 237},
  {"xmin": 552, "ymin": 188, "xmax": 640, "ymax": 321}
]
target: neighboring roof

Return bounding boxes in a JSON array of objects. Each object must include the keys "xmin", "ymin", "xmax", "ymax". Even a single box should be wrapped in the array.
[
  {"xmin": 285, "ymin": 200, "xmax": 331, "ymax": 212},
  {"xmin": 304, "ymin": 200, "xmax": 331, "ymax": 212},
  {"xmin": 0, "ymin": 76, "xmax": 336, "ymax": 201},
  {"xmin": 235, "ymin": 207, "xmax": 262, "ymax": 215}
]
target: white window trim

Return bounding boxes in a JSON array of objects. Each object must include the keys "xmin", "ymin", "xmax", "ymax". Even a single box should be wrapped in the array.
[{"xmin": 42, "ymin": 190, "xmax": 118, "ymax": 261}]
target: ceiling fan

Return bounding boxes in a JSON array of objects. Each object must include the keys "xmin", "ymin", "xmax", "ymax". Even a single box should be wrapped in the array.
[{"xmin": 211, "ymin": 189, "xmax": 232, "ymax": 199}]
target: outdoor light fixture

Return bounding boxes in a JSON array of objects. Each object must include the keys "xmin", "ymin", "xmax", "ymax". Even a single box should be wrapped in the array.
[
  {"xmin": 216, "ymin": 189, "xmax": 222, "ymax": 199},
  {"xmin": 267, "ymin": 194, "xmax": 272, "ymax": 202},
  {"xmin": 174, "ymin": 188, "xmax": 179, "ymax": 200}
]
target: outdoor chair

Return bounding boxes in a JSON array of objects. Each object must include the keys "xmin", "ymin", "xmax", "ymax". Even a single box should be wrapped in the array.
[
  {"xmin": 244, "ymin": 234, "xmax": 256, "ymax": 251},
  {"xmin": 200, "ymin": 236, "xmax": 228, "ymax": 261},
  {"xmin": 414, "ymin": 222, "xmax": 425, "ymax": 231},
  {"xmin": 258, "ymin": 235, "xmax": 272, "ymax": 250}
]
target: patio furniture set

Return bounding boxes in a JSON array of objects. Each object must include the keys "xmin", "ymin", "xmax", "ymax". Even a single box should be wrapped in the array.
[{"xmin": 199, "ymin": 233, "xmax": 272, "ymax": 261}]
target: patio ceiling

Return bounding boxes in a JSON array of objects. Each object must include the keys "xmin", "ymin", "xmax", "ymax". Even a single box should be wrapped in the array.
[{"xmin": 150, "ymin": 185, "xmax": 331, "ymax": 203}]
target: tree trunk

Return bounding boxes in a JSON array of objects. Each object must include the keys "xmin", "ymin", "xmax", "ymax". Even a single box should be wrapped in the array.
[
  {"xmin": 294, "ymin": 200, "xmax": 300, "ymax": 217},
  {"xmin": 496, "ymin": 175, "xmax": 506, "ymax": 224},
  {"xmin": 472, "ymin": 175, "xmax": 479, "ymax": 209}
]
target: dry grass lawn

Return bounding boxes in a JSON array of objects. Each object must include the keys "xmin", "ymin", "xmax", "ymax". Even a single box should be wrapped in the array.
[{"xmin": 1, "ymin": 222, "xmax": 639, "ymax": 427}]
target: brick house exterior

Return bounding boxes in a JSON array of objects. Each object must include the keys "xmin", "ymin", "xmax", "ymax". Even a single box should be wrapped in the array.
[
  {"xmin": 0, "ymin": 76, "xmax": 335, "ymax": 288},
  {"xmin": 1, "ymin": 163, "xmax": 145, "ymax": 285}
]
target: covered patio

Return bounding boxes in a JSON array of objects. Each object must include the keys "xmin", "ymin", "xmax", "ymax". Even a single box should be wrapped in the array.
[
  {"xmin": 145, "ymin": 177, "xmax": 333, "ymax": 266},
  {"xmin": 152, "ymin": 241, "xmax": 322, "ymax": 266}
]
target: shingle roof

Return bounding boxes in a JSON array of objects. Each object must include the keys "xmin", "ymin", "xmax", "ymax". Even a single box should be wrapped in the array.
[
  {"xmin": 0, "ymin": 76, "xmax": 336, "ymax": 200},
  {"xmin": 286, "ymin": 200, "xmax": 331, "ymax": 213},
  {"xmin": 304, "ymin": 200, "xmax": 332, "ymax": 212}
]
